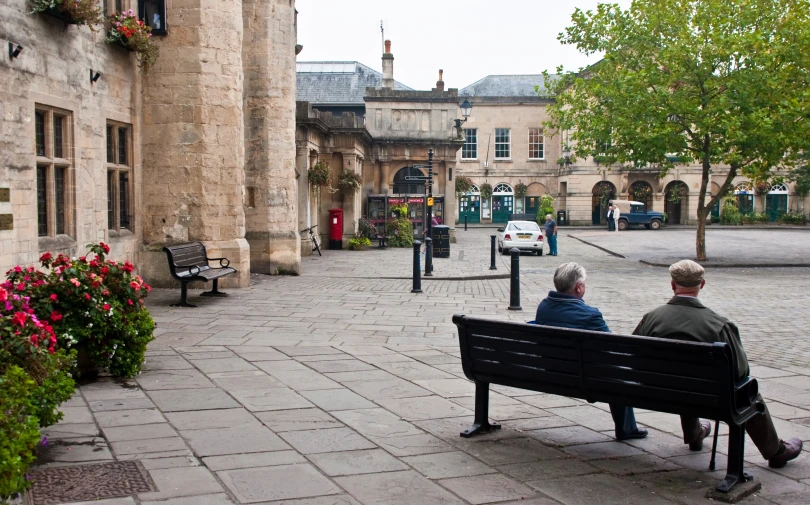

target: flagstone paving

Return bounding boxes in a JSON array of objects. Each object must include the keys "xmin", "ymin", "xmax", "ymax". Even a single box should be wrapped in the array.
[{"xmin": 28, "ymin": 228, "xmax": 810, "ymax": 505}]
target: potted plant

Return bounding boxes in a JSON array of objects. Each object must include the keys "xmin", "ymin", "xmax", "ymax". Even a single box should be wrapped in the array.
[
  {"xmin": 515, "ymin": 182, "xmax": 528, "ymax": 199},
  {"xmin": 30, "ymin": 0, "xmax": 104, "ymax": 28},
  {"xmin": 106, "ymin": 10, "xmax": 159, "ymax": 72},
  {"xmin": 455, "ymin": 176, "xmax": 473, "ymax": 194},
  {"xmin": 337, "ymin": 168, "xmax": 362, "ymax": 194},
  {"xmin": 480, "ymin": 183, "xmax": 493, "ymax": 200},
  {"xmin": 348, "ymin": 237, "xmax": 371, "ymax": 250},
  {"xmin": 358, "ymin": 217, "xmax": 376, "ymax": 239}
]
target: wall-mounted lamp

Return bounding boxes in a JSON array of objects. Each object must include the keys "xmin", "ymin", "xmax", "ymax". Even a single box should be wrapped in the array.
[
  {"xmin": 8, "ymin": 43, "xmax": 23, "ymax": 60},
  {"xmin": 90, "ymin": 70, "xmax": 101, "ymax": 83},
  {"xmin": 453, "ymin": 98, "xmax": 473, "ymax": 130}
]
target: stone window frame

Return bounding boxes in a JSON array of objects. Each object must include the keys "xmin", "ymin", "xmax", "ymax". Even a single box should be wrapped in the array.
[
  {"xmin": 462, "ymin": 128, "xmax": 478, "ymax": 160},
  {"xmin": 106, "ymin": 121, "xmax": 134, "ymax": 234},
  {"xmin": 102, "ymin": 0, "xmax": 127, "ymax": 16},
  {"xmin": 34, "ymin": 105, "xmax": 75, "ymax": 243},
  {"xmin": 528, "ymin": 127, "xmax": 545, "ymax": 160},
  {"xmin": 495, "ymin": 128, "xmax": 511, "ymax": 160}
]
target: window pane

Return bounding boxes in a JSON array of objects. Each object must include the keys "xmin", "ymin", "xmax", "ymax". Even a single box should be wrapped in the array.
[
  {"xmin": 37, "ymin": 166, "xmax": 48, "ymax": 236},
  {"xmin": 35, "ymin": 112, "xmax": 46, "ymax": 156},
  {"xmin": 142, "ymin": 0, "xmax": 166, "ymax": 33},
  {"xmin": 118, "ymin": 127, "xmax": 128, "ymax": 165},
  {"xmin": 53, "ymin": 115, "xmax": 64, "ymax": 158},
  {"xmin": 55, "ymin": 167, "xmax": 66, "ymax": 235},
  {"xmin": 119, "ymin": 171, "xmax": 130, "ymax": 230},
  {"xmin": 495, "ymin": 128, "xmax": 510, "ymax": 158},
  {"xmin": 107, "ymin": 171, "xmax": 115, "ymax": 229},
  {"xmin": 106, "ymin": 126, "xmax": 114, "ymax": 163},
  {"xmin": 115, "ymin": 0, "xmax": 122, "ymax": 11},
  {"xmin": 462, "ymin": 128, "xmax": 477, "ymax": 159},
  {"xmin": 529, "ymin": 128, "xmax": 544, "ymax": 159}
]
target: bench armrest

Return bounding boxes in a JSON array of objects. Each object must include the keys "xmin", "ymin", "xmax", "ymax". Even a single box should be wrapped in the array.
[
  {"xmin": 177, "ymin": 265, "xmax": 201, "ymax": 277},
  {"xmin": 208, "ymin": 257, "xmax": 231, "ymax": 268},
  {"xmin": 732, "ymin": 377, "xmax": 763, "ymax": 422}
]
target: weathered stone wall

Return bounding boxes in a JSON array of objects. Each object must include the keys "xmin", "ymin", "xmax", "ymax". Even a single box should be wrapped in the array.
[
  {"xmin": 242, "ymin": 0, "xmax": 301, "ymax": 274},
  {"xmin": 140, "ymin": 0, "xmax": 250, "ymax": 287},
  {"xmin": 0, "ymin": 0, "xmax": 140, "ymax": 274}
]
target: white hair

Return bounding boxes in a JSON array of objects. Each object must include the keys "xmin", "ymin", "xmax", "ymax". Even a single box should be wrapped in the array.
[{"xmin": 553, "ymin": 262, "xmax": 587, "ymax": 294}]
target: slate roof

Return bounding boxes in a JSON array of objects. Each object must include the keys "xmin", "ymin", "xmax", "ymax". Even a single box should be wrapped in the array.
[
  {"xmin": 459, "ymin": 74, "xmax": 556, "ymax": 97},
  {"xmin": 296, "ymin": 61, "xmax": 414, "ymax": 105}
]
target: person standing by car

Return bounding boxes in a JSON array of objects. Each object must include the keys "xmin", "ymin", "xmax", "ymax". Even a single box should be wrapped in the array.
[
  {"xmin": 612, "ymin": 203, "xmax": 621, "ymax": 232},
  {"xmin": 545, "ymin": 214, "xmax": 558, "ymax": 256},
  {"xmin": 607, "ymin": 204, "xmax": 615, "ymax": 231}
]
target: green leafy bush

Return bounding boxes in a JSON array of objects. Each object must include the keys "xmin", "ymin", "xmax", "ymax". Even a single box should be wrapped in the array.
[
  {"xmin": 0, "ymin": 366, "xmax": 42, "ymax": 503},
  {"xmin": 720, "ymin": 198, "xmax": 743, "ymax": 225},
  {"xmin": 358, "ymin": 217, "xmax": 376, "ymax": 239},
  {"xmin": 779, "ymin": 211, "xmax": 808, "ymax": 225},
  {"xmin": 348, "ymin": 237, "xmax": 371, "ymax": 250},
  {"xmin": 536, "ymin": 195, "xmax": 556, "ymax": 223},
  {"xmin": 741, "ymin": 212, "xmax": 768, "ymax": 224},
  {"xmin": 385, "ymin": 218, "xmax": 414, "ymax": 248}
]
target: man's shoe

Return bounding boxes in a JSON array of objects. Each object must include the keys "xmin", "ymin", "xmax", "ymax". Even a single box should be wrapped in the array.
[
  {"xmin": 617, "ymin": 428, "xmax": 648, "ymax": 441},
  {"xmin": 689, "ymin": 421, "xmax": 712, "ymax": 451},
  {"xmin": 769, "ymin": 438, "xmax": 803, "ymax": 468}
]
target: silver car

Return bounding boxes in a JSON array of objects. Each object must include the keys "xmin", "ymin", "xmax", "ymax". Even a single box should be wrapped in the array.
[{"xmin": 497, "ymin": 221, "xmax": 544, "ymax": 255}]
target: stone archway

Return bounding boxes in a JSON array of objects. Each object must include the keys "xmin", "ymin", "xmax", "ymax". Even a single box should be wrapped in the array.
[
  {"xmin": 665, "ymin": 180, "xmax": 689, "ymax": 225},
  {"xmin": 392, "ymin": 166, "xmax": 426, "ymax": 195},
  {"xmin": 592, "ymin": 181, "xmax": 616, "ymax": 225},
  {"xmin": 523, "ymin": 182, "xmax": 548, "ymax": 217},
  {"xmin": 629, "ymin": 181, "xmax": 654, "ymax": 208}
]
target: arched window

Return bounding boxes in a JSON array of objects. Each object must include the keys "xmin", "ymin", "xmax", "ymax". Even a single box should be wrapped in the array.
[
  {"xmin": 392, "ymin": 166, "xmax": 425, "ymax": 195},
  {"xmin": 493, "ymin": 183, "xmax": 513, "ymax": 194},
  {"xmin": 733, "ymin": 182, "xmax": 752, "ymax": 194},
  {"xmin": 769, "ymin": 183, "xmax": 789, "ymax": 193},
  {"xmin": 469, "ymin": 184, "xmax": 480, "ymax": 194},
  {"xmin": 629, "ymin": 181, "xmax": 653, "ymax": 208}
]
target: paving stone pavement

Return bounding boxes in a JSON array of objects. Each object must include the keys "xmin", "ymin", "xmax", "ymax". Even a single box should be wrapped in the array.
[{"xmin": 30, "ymin": 228, "xmax": 810, "ymax": 505}]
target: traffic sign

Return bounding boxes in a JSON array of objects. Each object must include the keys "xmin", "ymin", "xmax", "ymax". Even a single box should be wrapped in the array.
[{"xmin": 427, "ymin": 197, "xmax": 434, "ymax": 207}]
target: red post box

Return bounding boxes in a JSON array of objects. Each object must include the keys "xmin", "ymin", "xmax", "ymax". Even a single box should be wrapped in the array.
[{"xmin": 328, "ymin": 208, "xmax": 343, "ymax": 250}]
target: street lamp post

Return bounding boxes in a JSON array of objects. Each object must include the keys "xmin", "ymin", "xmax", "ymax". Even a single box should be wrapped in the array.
[{"xmin": 454, "ymin": 98, "xmax": 473, "ymax": 133}]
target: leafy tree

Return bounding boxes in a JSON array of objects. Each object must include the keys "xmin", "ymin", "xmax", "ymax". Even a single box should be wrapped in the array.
[
  {"xmin": 789, "ymin": 158, "xmax": 810, "ymax": 211},
  {"xmin": 543, "ymin": 0, "xmax": 810, "ymax": 259}
]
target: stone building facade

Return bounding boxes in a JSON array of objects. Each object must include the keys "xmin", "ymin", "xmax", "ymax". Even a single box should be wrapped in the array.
[
  {"xmin": 1, "ymin": 0, "xmax": 300, "ymax": 284},
  {"xmin": 457, "ymin": 75, "xmax": 808, "ymax": 226}
]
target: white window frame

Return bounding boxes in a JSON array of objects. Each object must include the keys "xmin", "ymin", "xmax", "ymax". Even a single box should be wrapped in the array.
[
  {"xmin": 494, "ymin": 128, "xmax": 511, "ymax": 160},
  {"xmin": 528, "ymin": 128, "xmax": 545, "ymax": 160},
  {"xmin": 462, "ymin": 128, "xmax": 478, "ymax": 160}
]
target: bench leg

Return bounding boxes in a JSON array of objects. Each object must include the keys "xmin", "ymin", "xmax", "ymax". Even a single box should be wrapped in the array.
[
  {"xmin": 460, "ymin": 381, "xmax": 501, "ymax": 438},
  {"xmin": 201, "ymin": 278, "xmax": 229, "ymax": 298},
  {"xmin": 716, "ymin": 423, "xmax": 753, "ymax": 493},
  {"xmin": 709, "ymin": 420, "xmax": 720, "ymax": 470},
  {"xmin": 171, "ymin": 283, "xmax": 197, "ymax": 308}
]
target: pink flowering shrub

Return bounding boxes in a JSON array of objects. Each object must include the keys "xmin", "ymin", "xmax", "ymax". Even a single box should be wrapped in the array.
[
  {"xmin": 6, "ymin": 243, "xmax": 155, "ymax": 378},
  {"xmin": 106, "ymin": 10, "xmax": 159, "ymax": 72}
]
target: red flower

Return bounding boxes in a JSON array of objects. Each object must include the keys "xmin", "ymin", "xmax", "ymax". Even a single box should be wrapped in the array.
[
  {"xmin": 0, "ymin": 287, "xmax": 7, "ymax": 302},
  {"xmin": 15, "ymin": 283, "xmax": 25, "ymax": 291},
  {"xmin": 12, "ymin": 311, "xmax": 27, "ymax": 326},
  {"xmin": 102, "ymin": 290, "xmax": 110, "ymax": 296},
  {"xmin": 50, "ymin": 311, "xmax": 63, "ymax": 322},
  {"xmin": 101, "ymin": 266, "xmax": 110, "ymax": 275},
  {"xmin": 122, "ymin": 262, "xmax": 134, "ymax": 273},
  {"xmin": 127, "ymin": 299, "xmax": 133, "ymax": 306},
  {"xmin": 100, "ymin": 242, "xmax": 110, "ymax": 254},
  {"xmin": 50, "ymin": 293, "xmax": 58, "ymax": 301},
  {"xmin": 130, "ymin": 281, "xmax": 140, "ymax": 291},
  {"xmin": 103, "ymin": 303, "xmax": 111, "ymax": 311},
  {"xmin": 84, "ymin": 293, "xmax": 91, "ymax": 300},
  {"xmin": 40, "ymin": 252, "xmax": 52, "ymax": 262}
]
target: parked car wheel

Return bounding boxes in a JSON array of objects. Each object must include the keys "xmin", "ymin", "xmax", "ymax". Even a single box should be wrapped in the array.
[
  {"xmin": 618, "ymin": 220, "xmax": 629, "ymax": 231},
  {"xmin": 650, "ymin": 219, "xmax": 662, "ymax": 230}
]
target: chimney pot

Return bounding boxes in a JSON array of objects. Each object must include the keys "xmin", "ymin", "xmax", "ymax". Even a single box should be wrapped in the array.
[
  {"xmin": 384, "ymin": 39, "xmax": 391, "ymax": 53},
  {"xmin": 436, "ymin": 68, "xmax": 445, "ymax": 91},
  {"xmin": 382, "ymin": 40, "xmax": 394, "ymax": 88}
]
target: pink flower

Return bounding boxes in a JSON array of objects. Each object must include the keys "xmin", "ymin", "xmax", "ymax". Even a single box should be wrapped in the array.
[
  {"xmin": 103, "ymin": 303, "xmax": 111, "ymax": 311},
  {"xmin": 84, "ymin": 293, "xmax": 91, "ymax": 300},
  {"xmin": 50, "ymin": 293, "xmax": 58, "ymax": 301},
  {"xmin": 50, "ymin": 311, "xmax": 63, "ymax": 322},
  {"xmin": 130, "ymin": 281, "xmax": 140, "ymax": 291},
  {"xmin": 12, "ymin": 311, "xmax": 27, "ymax": 326},
  {"xmin": 69, "ymin": 278, "xmax": 80, "ymax": 287},
  {"xmin": 0, "ymin": 287, "xmax": 7, "ymax": 302}
]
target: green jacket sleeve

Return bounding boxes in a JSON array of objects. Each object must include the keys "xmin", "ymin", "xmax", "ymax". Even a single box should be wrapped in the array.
[{"xmin": 721, "ymin": 322, "xmax": 750, "ymax": 379}]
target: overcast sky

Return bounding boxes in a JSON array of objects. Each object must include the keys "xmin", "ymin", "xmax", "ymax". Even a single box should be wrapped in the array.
[{"xmin": 296, "ymin": 0, "xmax": 632, "ymax": 90}]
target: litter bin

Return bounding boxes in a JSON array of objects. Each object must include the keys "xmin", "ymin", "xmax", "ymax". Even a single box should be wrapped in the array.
[
  {"xmin": 432, "ymin": 225, "xmax": 450, "ymax": 258},
  {"xmin": 328, "ymin": 208, "xmax": 343, "ymax": 250},
  {"xmin": 556, "ymin": 210, "xmax": 567, "ymax": 227}
]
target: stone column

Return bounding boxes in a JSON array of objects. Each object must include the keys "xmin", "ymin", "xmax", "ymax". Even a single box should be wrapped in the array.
[
  {"xmin": 140, "ymin": 0, "xmax": 250, "ymax": 288},
  {"xmin": 242, "ymin": 0, "xmax": 301, "ymax": 274},
  {"xmin": 342, "ymin": 153, "xmax": 360, "ymax": 240},
  {"xmin": 381, "ymin": 162, "xmax": 392, "ymax": 194},
  {"xmin": 296, "ymin": 145, "xmax": 311, "ymax": 255},
  {"xmin": 445, "ymin": 162, "xmax": 458, "ymax": 242}
]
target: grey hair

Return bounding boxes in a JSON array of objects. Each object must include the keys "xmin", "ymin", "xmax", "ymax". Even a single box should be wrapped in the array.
[
  {"xmin": 546, "ymin": 214, "xmax": 552, "ymax": 220},
  {"xmin": 553, "ymin": 262, "xmax": 587, "ymax": 294}
]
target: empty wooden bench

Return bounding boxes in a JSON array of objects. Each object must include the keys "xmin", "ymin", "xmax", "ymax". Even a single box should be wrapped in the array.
[
  {"xmin": 163, "ymin": 242, "xmax": 237, "ymax": 307},
  {"xmin": 452, "ymin": 314, "xmax": 764, "ymax": 494}
]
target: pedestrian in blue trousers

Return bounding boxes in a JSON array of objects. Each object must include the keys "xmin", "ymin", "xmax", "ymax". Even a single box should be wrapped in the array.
[{"xmin": 544, "ymin": 214, "xmax": 558, "ymax": 256}]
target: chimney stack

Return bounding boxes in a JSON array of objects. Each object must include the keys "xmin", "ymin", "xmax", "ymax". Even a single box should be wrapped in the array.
[
  {"xmin": 382, "ymin": 39, "xmax": 394, "ymax": 89},
  {"xmin": 436, "ymin": 69, "xmax": 445, "ymax": 91}
]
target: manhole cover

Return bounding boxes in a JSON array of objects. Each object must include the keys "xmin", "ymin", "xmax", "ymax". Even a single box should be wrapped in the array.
[{"xmin": 27, "ymin": 461, "xmax": 155, "ymax": 505}]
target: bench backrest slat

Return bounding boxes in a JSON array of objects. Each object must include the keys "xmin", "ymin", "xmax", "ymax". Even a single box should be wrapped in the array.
[
  {"xmin": 582, "ymin": 350, "xmax": 717, "ymax": 380},
  {"xmin": 165, "ymin": 243, "xmax": 208, "ymax": 268},
  {"xmin": 584, "ymin": 363, "xmax": 720, "ymax": 395}
]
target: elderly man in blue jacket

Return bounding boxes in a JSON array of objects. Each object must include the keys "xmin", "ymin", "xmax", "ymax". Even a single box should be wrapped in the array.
[{"xmin": 534, "ymin": 262, "xmax": 647, "ymax": 441}]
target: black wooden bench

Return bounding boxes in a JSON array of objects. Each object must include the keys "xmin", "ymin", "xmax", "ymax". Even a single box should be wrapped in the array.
[
  {"xmin": 452, "ymin": 314, "xmax": 764, "ymax": 494},
  {"xmin": 163, "ymin": 242, "xmax": 237, "ymax": 307}
]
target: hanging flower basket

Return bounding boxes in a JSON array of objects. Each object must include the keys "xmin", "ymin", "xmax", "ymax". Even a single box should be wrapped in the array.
[
  {"xmin": 480, "ymin": 183, "xmax": 493, "ymax": 200},
  {"xmin": 31, "ymin": 0, "xmax": 104, "ymax": 29},
  {"xmin": 755, "ymin": 182, "xmax": 770, "ymax": 195},
  {"xmin": 455, "ymin": 176, "xmax": 473, "ymax": 194},
  {"xmin": 514, "ymin": 183, "xmax": 528, "ymax": 199},
  {"xmin": 337, "ymin": 168, "xmax": 362, "ymax": 194},
  {"xmin": 106, "ymin": 10, "xmax": 159, "ymax": 72}
]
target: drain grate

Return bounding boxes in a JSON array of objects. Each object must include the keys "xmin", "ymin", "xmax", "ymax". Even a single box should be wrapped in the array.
[{"xmin": 28, "ymin": 461, "xmax": 154, "ymax": 505}]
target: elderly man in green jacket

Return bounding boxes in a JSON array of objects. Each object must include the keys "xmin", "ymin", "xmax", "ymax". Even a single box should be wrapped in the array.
[{"xmin": 633, "ymin": 260, "xmax": 802, "ymax": 468}]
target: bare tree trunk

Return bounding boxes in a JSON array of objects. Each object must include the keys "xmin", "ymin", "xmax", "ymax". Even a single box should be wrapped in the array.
[{"xmin": 695, "ymin": 139, "xmax": 712, "ymax": 261}]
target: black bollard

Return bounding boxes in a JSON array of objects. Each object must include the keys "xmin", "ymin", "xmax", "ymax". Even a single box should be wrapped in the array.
[
  {"xmin": 425, "ymin": 237, "xmax": 433, "ymax": 277},
  {"xmin": 464, "ymin": 215, "xmax": 468, "ymax": 231},
  {"xmin": 490, "ymin": 235, "xmax": 497, "ymax": 270},
  {"xmin": 508, "ymin": 248, "xmax": 522, "ymax": 310},
  {"xmin": 411, "ymin": 240, "xmax": 422, "ymax": 293}
]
